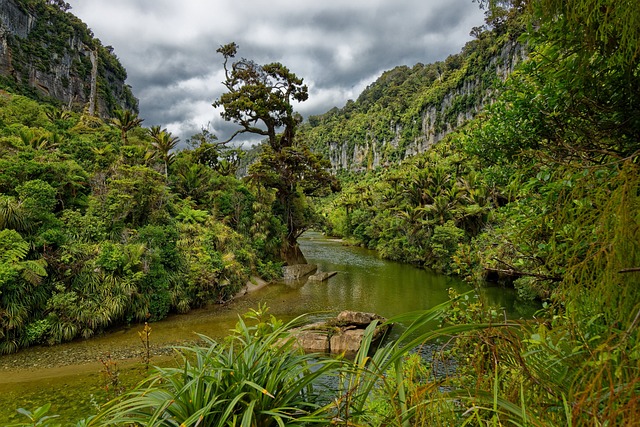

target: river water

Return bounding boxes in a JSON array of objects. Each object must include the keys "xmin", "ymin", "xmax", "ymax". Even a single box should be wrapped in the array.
[{"xmin": 0, "ymin": 232, "xmax": 534, "ymax": 424}]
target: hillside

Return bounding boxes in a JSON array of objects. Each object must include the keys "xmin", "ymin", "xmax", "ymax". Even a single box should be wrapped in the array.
[
  {"xmin": 299, "ymin": 22, "xmax": 525, "ymax": 172},
  {"xmin": 0, "ymin": 0, "xmax": 137, "ymax": 116},
  {"xmin": 305, "ymin": 2, "xmax": 640, "ymax": 424},
  {"xmin": 315, "ymin": 3, "xmax": 639, "ymax": 312},
  {"xmin": 0, "ymin": 92, "xmax": 286, "ymax": 355}
]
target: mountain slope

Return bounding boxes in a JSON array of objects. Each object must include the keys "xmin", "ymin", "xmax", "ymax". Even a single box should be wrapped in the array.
[{"xmin": 300, "ymin": 26, "xmax": 525, "ymax": 171}]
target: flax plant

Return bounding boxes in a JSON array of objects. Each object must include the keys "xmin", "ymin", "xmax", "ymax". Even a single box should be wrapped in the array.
[
  {"xmin": 88, "ymin": 306, "xmax": 342, "ymax": 426},
  {"xmin": 333, "ymin": 298, "xmax": 508, "ymax": 427}
]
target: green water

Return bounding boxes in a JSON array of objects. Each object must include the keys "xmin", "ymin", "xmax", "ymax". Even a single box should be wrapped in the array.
[{"xmin": 0, "ymin": 232, "xmax": 534, "ymax": 424}]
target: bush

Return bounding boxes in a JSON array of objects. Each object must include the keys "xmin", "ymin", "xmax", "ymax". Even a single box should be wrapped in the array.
[{"xmin": 92, "ymin": 306, "xmax": 342, "ymax": 426}]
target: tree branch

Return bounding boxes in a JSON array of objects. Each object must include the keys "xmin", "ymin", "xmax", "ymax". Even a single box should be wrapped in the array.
[{"xmin": 487, "ymin": 258, "xmax": 562, "ymax": 281}]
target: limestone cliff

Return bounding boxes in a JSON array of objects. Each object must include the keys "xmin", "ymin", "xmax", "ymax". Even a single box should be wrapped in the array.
[
  {"xmin": 301, "ymin": 34, "xmax": 526, "ymax": 172},
  {"xmin": 0, "ymin": 0, "xmax": 137, "ymax": 116}
]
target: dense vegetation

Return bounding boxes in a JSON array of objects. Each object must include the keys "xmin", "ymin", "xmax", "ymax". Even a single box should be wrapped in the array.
[
  {"xmin": 303, "ymin": 0, "xmax": 639, "ymax": 424},
  {"xmin": 0, "ymin": 94, "xmax": 289, "ymax": 355},
  {"xmin": 313, "ymin": 0, "xmax": 640, "ymax": 314},
  {"xmin": 5, "ymin": 0, "xmax": 640, "ymax": 425}
]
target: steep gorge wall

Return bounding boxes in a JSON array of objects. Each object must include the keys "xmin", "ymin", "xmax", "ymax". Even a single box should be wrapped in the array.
[
  {"xmin": 404, "ymin": 40, "xmax": 526, "ymax": 156},
  {"xmin": 0, "ymin": 0, "xmax": 136, "ymax": 115},
  {"xmin": 318, "ymin": 39, "xmax": 526, "ymax": 172}
]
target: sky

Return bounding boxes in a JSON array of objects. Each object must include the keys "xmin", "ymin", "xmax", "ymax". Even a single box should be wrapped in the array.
[{"xmin": 65, "ymin": 0, "xmax": 486, "ymax": 146}]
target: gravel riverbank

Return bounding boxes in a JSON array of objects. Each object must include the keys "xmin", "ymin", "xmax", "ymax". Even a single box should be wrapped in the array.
[{"xmin": 0, "ymin": 277, "xmax": 271, "ymax": 379}]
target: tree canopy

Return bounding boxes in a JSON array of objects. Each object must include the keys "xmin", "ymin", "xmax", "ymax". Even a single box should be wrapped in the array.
[{"xmin": 213, "ymin": 43, "xmax": 337, "ymax": 262}]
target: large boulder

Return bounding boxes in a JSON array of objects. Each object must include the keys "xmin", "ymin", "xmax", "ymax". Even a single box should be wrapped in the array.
[{"xmin": 290, "ymin": 311, "xmax": 390, "ymax": 355}]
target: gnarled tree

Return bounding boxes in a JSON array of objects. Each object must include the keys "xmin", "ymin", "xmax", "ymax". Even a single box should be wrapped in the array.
[{"xmin": 213, "ymin": 43, "xmax": 337, "ymax": 263}]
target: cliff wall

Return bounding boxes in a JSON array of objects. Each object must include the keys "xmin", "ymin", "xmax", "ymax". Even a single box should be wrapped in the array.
[
  {"xmin": 0, "ymin": 0, "xmax": 137, "ymax": 115},
  {"xmin": 304, "ymin": 35, "xmax": 526, "ymax": 172}
]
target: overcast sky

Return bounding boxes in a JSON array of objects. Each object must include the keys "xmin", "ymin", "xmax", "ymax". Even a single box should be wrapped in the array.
[{"xmin": 65, "ymin": 0, "xmax": 485, "ymax": 146}]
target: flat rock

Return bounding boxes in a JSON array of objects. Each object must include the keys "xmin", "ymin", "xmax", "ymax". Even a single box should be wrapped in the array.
[{"xmin": 308, "ymin": 271, "xmax": 338, "ymax": 281}]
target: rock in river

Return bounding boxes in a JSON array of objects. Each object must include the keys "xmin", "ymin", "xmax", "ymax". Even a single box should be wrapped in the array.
[
  {"xmin": 283, "ymin": 264, "xmax": 317, "ymax": 280},
  {"xmin": 290, "ymin": 310, "xmax": 390, "ymax": 355}
]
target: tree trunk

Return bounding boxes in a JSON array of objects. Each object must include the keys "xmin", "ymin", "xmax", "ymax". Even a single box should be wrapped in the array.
[{"xmin": 282, "ymin": 238, "xmax": 307, "ymax": 265}]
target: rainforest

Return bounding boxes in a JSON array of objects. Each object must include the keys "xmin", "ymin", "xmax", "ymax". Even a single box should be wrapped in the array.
[{"xmin": 1, "ymin": 0, "xmax": 639, "ymax": 425}]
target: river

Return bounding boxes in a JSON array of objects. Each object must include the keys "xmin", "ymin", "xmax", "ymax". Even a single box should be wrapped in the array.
[{"xmin": 0, "ymin": 232, "xmax": 535, "ymax": 424}]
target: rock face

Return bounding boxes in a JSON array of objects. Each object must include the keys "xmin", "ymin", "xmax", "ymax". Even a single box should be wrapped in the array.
[
  {"xmin": 282, "ymin": 264, "xmax": 317, "ymax": 280},
  {"xmin": 291, "ymin": 311, "xmax": 390, "ymax": 355},
  {"xmin": 314, "ymin": 39, "xmax": 527, "ymax": 173},
  {"xmin": 0, "ymin": 0, "xmax": 137, "ymax": 115}
]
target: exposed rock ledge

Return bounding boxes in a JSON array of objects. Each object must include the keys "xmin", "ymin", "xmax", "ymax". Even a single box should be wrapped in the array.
[
  {"xmin": 234, "ymin": 276, "xmax": 270, "ymax": 298},
  {"xmin": 283, "ymin": 264, "xmax": 317, "ymax": 280},
  {"xmin": 290, "ymin": 311, "xmax": 390, "ymax": 355}
]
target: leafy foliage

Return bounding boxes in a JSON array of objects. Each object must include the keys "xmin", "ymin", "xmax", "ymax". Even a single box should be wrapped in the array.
[
  {"xmin": 90, "ymin": 306, "xmax": 341, "ymax": 426},
  {"xmin": 214, "ymin": 43, "xmax": 338, "ymax": 261},
  {"xmin": 311, "ymin": 2, "xmax": 640, "ymax": 424},
  {"xmin": 0, "ymin": 89, "xmax": 288, "ymax": 353}
]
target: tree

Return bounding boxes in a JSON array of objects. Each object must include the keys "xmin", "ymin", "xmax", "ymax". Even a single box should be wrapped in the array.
[
  {"xmin": 213, "ymin": 43, "xmax": 309, "ymax": 149},
  {"xmin": 213, "ymin": 43, "xmax": 337, "ymax": 263},
  {"xmin": 47, "ymin": 0, "xmax": 71, "ymax": 11},
  {"xmin": 149, "ymin": 128, "xmax": 179, "ymax": 178},
  {"xmin": 530, "ymin": 0, "xmax": 640, "ymax": 75},
  {"xmin": 111, "ymin": 109, "xmax": 143, "ymax": 144}
]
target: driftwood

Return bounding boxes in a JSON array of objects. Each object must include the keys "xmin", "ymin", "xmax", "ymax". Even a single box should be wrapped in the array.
[
  {"xmin": 485, "ymin": 257, "xmax": 562, "ymax": 282},
  {"xmin": 618, "ymin": 267, "xmax": 640, "ymax": 274},
  {"xmin": 484, "ymin": 267, "xmax": 561, "ymax": 282}
]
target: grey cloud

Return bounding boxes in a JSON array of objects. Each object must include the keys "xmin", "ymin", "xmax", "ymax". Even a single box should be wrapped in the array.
[{"xmin": 67, "ymin": 0, "xmax": 485, "ymax": 141}]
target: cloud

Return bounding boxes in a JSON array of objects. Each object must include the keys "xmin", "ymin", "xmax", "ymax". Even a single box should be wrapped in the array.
[{"xmin": 67, "ymin": 0, "xmax": 485, "ymax": 144}]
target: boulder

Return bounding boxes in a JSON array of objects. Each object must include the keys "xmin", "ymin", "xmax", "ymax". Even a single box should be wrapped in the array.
[
  {"xmin": 336, "ymin": 310, "xmax": 384, "ymax": 327},
  {"xmin": 282, "ymin": 264, "xmax": 317, "ymax": 280},
  {"xmin": 289, "ymin": 311, "xmax": 391, "ymax": 355}
]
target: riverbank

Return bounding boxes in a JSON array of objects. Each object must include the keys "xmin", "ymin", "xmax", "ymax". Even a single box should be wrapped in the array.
[
  {"xmin": 0, "ymin": 276, "xmax": 273, "ymax": 379},
  {"xmin": 0, "ymin": 232, "xmax": 533, "ymax": 424},
  {"xmin": 0, "ymin": 337, "xmax": 180, "ymax": 382}
]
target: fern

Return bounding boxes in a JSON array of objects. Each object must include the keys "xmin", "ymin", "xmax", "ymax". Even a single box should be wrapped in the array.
[{"xmin": 0, "ymin": 229, "xmax": 30, "ymax": 264}]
